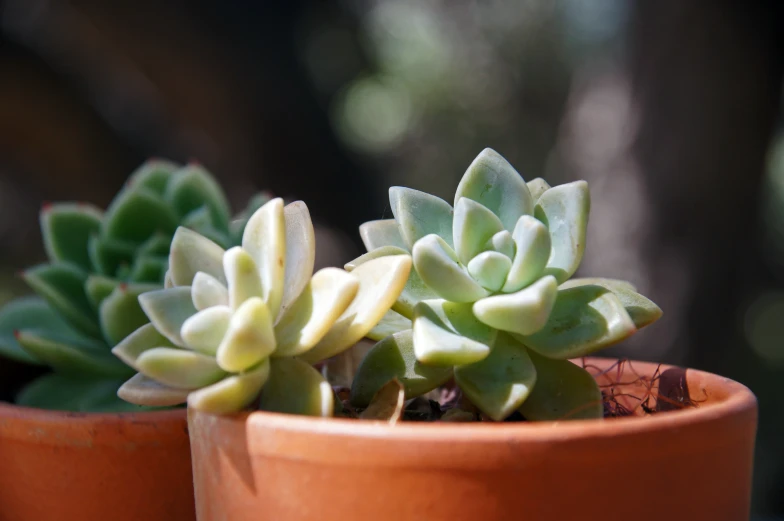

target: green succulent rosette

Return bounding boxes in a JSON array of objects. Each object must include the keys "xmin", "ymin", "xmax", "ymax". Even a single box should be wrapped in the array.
[
  {"xmin": 349, "ymin": 148, "xmax": 662, "ymax": 421},
  {"xmin": 0, "ymin": 160, "xmax": 270, "ymax": 411}
]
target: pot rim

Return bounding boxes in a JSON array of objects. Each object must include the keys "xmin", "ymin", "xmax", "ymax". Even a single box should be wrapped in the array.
[{"xmin": 201, "ymin": 357, "xmax": 756, "ymax": 443}]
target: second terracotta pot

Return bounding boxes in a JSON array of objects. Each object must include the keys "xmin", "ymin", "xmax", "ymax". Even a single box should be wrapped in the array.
[
  {"xmin": 189, "ymin": 358, "xmax": 757, "ymax": 521},
  {"xmin": 0, "ymin": 403, "xmax": 195, "ymax": 521}
]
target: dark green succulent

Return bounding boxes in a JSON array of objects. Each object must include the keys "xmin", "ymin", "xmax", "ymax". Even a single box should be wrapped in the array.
[{"xmin": 0, "ymin": 160, "xmax": 270, "ymax": 412}]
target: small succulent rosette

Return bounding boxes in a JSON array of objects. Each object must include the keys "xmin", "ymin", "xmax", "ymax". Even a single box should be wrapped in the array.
[
  {"xmin": 113, "ymin": 198, "xmax": 411, "ymax": 415},
  {"xmin": 349, "ymin": 148, "xmax": 662, "ymax": 421},
  {"xmin": 0, "ymin": 160, "xmax": 269, "ymax": 411}
]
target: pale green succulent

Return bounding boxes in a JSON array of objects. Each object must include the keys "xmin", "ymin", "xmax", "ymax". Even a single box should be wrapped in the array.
[
  {"xmin": 0, "ymin": 159, "xmax": 269, "ymax": 411},
  {"xmin": 349, "ymin": 148, "xmax": 662, "ymax": 421},
  {"xmin": 113, "ymin": 198, "xmax": 411, "ymax": 415}
]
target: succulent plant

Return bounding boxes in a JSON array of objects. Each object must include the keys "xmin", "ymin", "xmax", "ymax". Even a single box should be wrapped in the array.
[
  {"xmin": 113, "ymin": 198, "xmax": 411, "ymax": 416},
  {"xmin": 349, "ymin": 148, "xmax": 662, "ymax": 421},
  {"xmin": 0, "ymin": 160, "xmax": 270, "ymax": 411}
]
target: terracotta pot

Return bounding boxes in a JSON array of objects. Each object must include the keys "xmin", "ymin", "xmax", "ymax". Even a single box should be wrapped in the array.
[
  {"xmin": 0, "ymin": 404, "xmax": 195, "ymax": 521},
  {"xmin": 189, "ymin": 358, "xmax": 757, "ymax": 521}
]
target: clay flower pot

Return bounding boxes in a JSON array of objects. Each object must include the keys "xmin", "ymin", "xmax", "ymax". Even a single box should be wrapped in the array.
[
  {"xmin": 189, "ymin": 358, "xmax": 757, "ymax": 521},
  {"xmin": 0, "ymin": 404, "xmax": 195, "ymax": 521}
]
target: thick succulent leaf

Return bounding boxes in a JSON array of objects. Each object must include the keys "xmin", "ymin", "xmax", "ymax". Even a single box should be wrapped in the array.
[
  {"xmin": 474, "ymin": 275, "xmax": 558, "ymax": 336},
  {"xmin": 164, "ymin": 164, "xmax": 231, "ymax": 229},
  {"xmin": 216, "ymin": 297, "xmax": 276, "ymax": 372},
  {"xmin": 503, "ymin": 215, "xmax": 551, "ymax": 293},
  {"xmin": 274, "ymin": 268, "xmax": 359, "ymax": 357},
  {"xmin": 16, "ymin": 330, "xmax": 131, "ymax": 377},
  {"xmin": 0, "ymin": 296, "xmax": 68, "ymax": 364},
  {"xmin": 455, "ymin": 148, "xmax": 533, "ymax": 231},
  {"xmin": 298, "ymin": 255, "xmax": 412, "ymax": 364},
  {"xmin": 164, "ymin": 270, "xmax": 174, "ymax": 288},
  {"xmin": 345, "ymin": 247, "xmax": 433, "ymax": 318},
  {"xmin": 19, "ymin": 373, "xmax": 143, "ymax": 412},
  {"xmin": 126, "ymin": 159, "xmax": 179, "ymax": 194},
  {"xmin": 112, "ymin": 323, "xmax": 176, "ymax": 370},
  {"xmin": 359, "ymin": 378, "xmax": 405, "ymax": 423},
  {"xmin": 412, "ymin": 299, "xmax": 496, "ymax": 366},
  {"xmin": 180, "ymin": 306, "xmax": 231, "ymax": 355},
  {"xmin": 102, "ymin": 187, "xmax": 179, "ymax": 243},
  {"xmin": 412, "ymin": 234, "xmax": 489, "ymax": 303},
  {"xmin": 359, "ymin": 219, "xmax": 409, "ymax": 251},
  {"xmin": 350, "ymin": 329, "xmax": 452, "ymax": 407},
  {"xmin": 280, "ymin": 201, "xmax": 316, "ymax": 314},
  {"xmin": 117, "ymin": 373, "xmax": 189, "ymax": 407},
  {"xmin": 182, "ymin": 208, "xmax": 232, "ymax": 249},
  {"xmin": 128, "ymin": 256, "xmax": 168, "ymax": 283},
  {"xmin": 22, "ymin": 263, "xmax": 101, "ymax": 338},
  {"xmin": 187, "ymin": 360, "xmax": 270, "ymax": 414},
  {"xmin": 191, "ymin": 272, "xmax": 229, "ymax": 310},
  {"xmin": 169, "ymin": 227, "xmax": 226, "ymax": 287},
  {"xmin": 519, "ymin": 351, "xmax": 603, "ymax": 420},
  {"xmin": 136, "ymin": 347, "xmax": 227, "ymax": 389},
  {"xmin": 223, "ymin": 247, "xmax": 264, "ymax": 310},
  {"xmin": 367, "ymin": 310, "xmax": 412, "ymax": 341},
  {"xmin": 257, "ymin": 357, "xmax": 334, "ymax": 417},
  {"xmin": 454, "ymin": 333, "xmax": 537, "ymax": 421},
  {"xmin": 534, "ymin": 180, "xmax": 590, "ymax": 283},
  {"xmin": 228, "ymin": 192, "xmax": 274, "ymax": 244},
  {"xmin": 559, "ymin": 278, "xmax": 661, "ymax": 328},
  {"xmin": 138, "ymin": 287, "xmax": 198, "ymax": 347},
  {"xmin": 389, "ymin": 187, "xmax": 454, "ymax": 248},
  {"xmin": 526, "ymin": 178, "xmax": 551, "ymax": 202},
  {"xmin": 453, "ymin": 197, "xmax": 504, "ymax": 264},
  {"xmin": 467, "ymin": 251, "xmax": 512, "ymax": 292},
  {"xmin": 85, "ymin": 275, "xmax": 120, "ymax": 311},
  {"xmin": 137, "ymin": 233, "xmax": 173, "ymax": 258},
  {"xmin": 99, "ymin": 283, "xmax": 159, "ymax": 346},
  {"xmin": 516, "ymin": 285, "xmax": 636, "ymax": 359},
  {"xmin": 242, "ymin": 198, "xmax": 286, "ymax": 319},
  {"xmin": 41, "ymin": 203, "xmax": 102, "ymax": 271},
  {"xmin": 87, "ymin": 235, "xmax": 136, "ymax": 277},
  {"xmin": 488, "ymin": 230, "xmax": 515, "ymax": 259}
]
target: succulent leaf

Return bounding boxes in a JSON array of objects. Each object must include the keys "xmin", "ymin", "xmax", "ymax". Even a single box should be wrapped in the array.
[
  {"xmin": 169, "ymin": 227, "xmax": 227, "ymax": 287},
  {"xmin": 412, "ymin": 234, "xmax": 489, "ymax": 303},
  {"xmin": 389, "ymin": 187, "xmax": 454, "ymax": 248},
  {"xmin": 503, "ymin": 215, "xmax": 551, "ymax": 293},
  {"xmin": 516, "ymin": 285, "xmax": 636, "ymax": 359},
  {"xmin": 299, "ymin": 255, "xmax": 411, "ymax": 364},
  {"xmin": 102, "ymin": 187, "xmax": 179, "ymax": 243},
  {"xmin": 454, "ymin": 148, "xmax": 533, "ymax": 231},
  {"xmin": 473, "ymin": 275, "xmax": 558, "ymax": 336},
  {"xmin": 180, "ymin": 306, "xmax": 232, "ymax": 355},
  {"xmin": 16, "ymin": 330, "xmax": 131, "ymax": 377},
  {"xmin": 139, "ymin": 287, "xmax": 198, "ymax": 347},
  {"xmin": 112, "ymin": 323, "xmax": 176, "ymax": 370},
  {"xmin": 559, "ymin": 278, "xmax": 661, "ymax": 328},
  {"xmin": 412, "ymin": 299, "xmax": 496, "ymax": 366},
  {"xmin": 118, "ymin": 373, "xmax": 189, "ymax": 407},
  {"xmin": 21, "ymin": 373, "xmax": 144, "ymax": 412},
  {"xmin": 274, "ymin": 268, "xmax": 360, "ymax": 357},
  {"xmin": 242, "ymin": 197, "xmax": 286, "ymax": 319},
  {"xmin": 453, "ymin": 197, "xmax": 505, "ymax": 264},
  {"xmin": 280, "ymin": 201, "xmax": 317, "ymax": 314},
  {"xmin": 136, "ymin": 347, "xmax": 227, "ymax": 389},
  {"xmin": 22, "ymin": 263, "xmax": 101, "ymax": 338},
  {"xmin": 454, "ymin": 333, "xmax": 537, "ymax": 421},
  {"xmin": 100, "ymin": 283, "xmax": 159, "ymax": 346},
  {"xmin": 350, "ymin": 329, "xmax": 452, "ymax": 407},
  {"xmin": 359, "ymin": 219, "xmax": 409, "ymax": 251},
  {"xmin": 466, "ymin": 251, "xmax": 512, "ymax": 292},
  {"xmin": 488, "ymin": 230, "xmax": 515, "ymax": 259},
  {"xmin": 85, "ymin": 275, "xmax": 120, "ymax": 311},
  {"xmin": 191, "ymin": 272, "xmax": 229, "ymax": 310},
  {"xmin": 526, "ymin": 178, "xmax": 551, "ymax": 202},
  {"xmin": 87, "ymin": 235, "xmax": 136, "ymax": 277},
  {"xmin": 0, "ymin": 296, "xmax": 68, "ymax": 364},
  {"xmin": 216, "ymin": 297, "xmax": 276, "ymax": 372},
  {"xmin": 257, "ymin": 357, "xmax": 334, "ymax": 417},
  {"xmin": 164, "ymin": 164, "xmax": 232, "ymax": 229},
  {"xmin": 359, "ymin": 378, "xmax": 405, "ymax": 423},
  {"xmin": 223, "ymin": 247, "xmax": 264, "ymax": 310},
  {"xmin": 535, "ymin": 180, "xmax": 590, "ymax": 283},
  {"xmin": 137, "ymin": 233, "xmax": 174, "ymax": 258},
  {"xmin": 367, "ymin": 310, "xmax": 412, "ymax": 341},
  {"xmin": 519, "ymin": 351, "xmax": 603, "ymax": 420},
  {"xmin": 41, "ymin": 203, "xmax": 103, "ymax": 271},
  {"xmin": 126, "ymin": 159, "xmax": 179, "ymax": 194},
  {"xmin": 187, "ymin": 360, "xmax": 270, "ymax": 414}
]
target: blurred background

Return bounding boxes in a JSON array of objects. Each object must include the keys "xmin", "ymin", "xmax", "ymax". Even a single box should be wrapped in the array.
[{"xmin": 0, "ymin": 0, "xmax": 782, "ymax": 516}]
